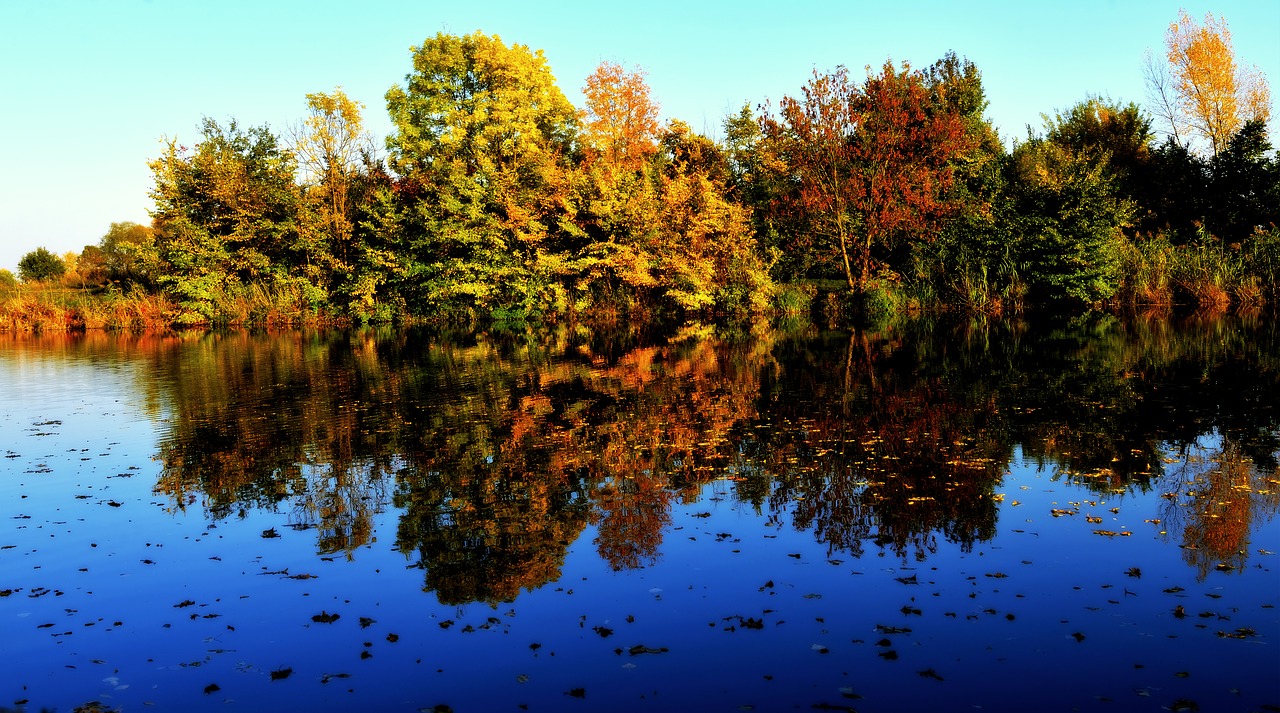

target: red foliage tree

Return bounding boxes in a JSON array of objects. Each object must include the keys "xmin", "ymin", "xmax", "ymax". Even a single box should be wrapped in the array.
[{"xmin": 762, "ymin": 60, "xmax": 972, "ymax": 289}]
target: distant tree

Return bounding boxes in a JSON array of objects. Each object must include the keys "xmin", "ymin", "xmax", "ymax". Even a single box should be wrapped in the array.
[
  {"xmin": 17, "ymin": 247, "xmax": 66, "ymax": 282},
  {"xmin": 98, "ymin": 221, "xmax": 157, "ymax": 287},
  {"xmin": 77, "ymin": 244, "xmax": 106, "ymax": 285},
  {"xmin": 1145, "ymin": 10, "xmax": 1271, "ymax": 156},
  {"xmin": 0, "ymin": 268, "xmax": 16, "ymax": 290}
]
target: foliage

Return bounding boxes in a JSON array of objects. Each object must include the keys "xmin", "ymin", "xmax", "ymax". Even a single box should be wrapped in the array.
[
  {"xmin": 1146, "ymin": 9, "xmax": 1271, "ymax": 157},
  {"xmin": 760, "ymin": 60, "xmax": 972, "ymax": 292},
  {"xmin": 95, "ymin": 221, "xmax": 158, "ymax": 287},
  {"xmin": 1006, "ymin": 137, "xmax": 1129, "ymax": 306},
  {"xmin": 1205, "ymin": 120, "xmax": 1279, "ymax": 244},
  {"xmin": 18, "ymin": 247, "xmax": 67, "ymax": 282},
  {"xmin": 385, "ymin": 31, "xmax": 579, "ymax": 318},
  {"xmin": 291, "ymin": 88, "xmax": 370, "ymax": 282},
  {"xmin": 149, "ymin": 118, "xmax": 318, "ymax": 324},
  {"xmin": 8, "ymin": 28, "xmax": 1275, "ymax": 327},
  {"xmin": 580, "ymin": 62, "xmax": 661, "ymax": 171},
  {"xmin": 912, "ymin": 52, "xmax": 1015, "ymax": 314},
  {"xmin": 0, "ymin": 269, "xmax": 16, "ymax": 290}
]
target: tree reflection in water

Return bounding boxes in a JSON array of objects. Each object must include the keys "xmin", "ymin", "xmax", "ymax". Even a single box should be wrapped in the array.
[{"xmin": 145, "ymin": 314, "xmax": 1279, "ymax": 604}]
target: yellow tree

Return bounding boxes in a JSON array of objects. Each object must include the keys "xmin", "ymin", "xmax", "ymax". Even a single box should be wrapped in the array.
[
  {"xmin": 1147, "ymin": 10, "xmax": 1271, "ymax": 156},
  {"xmin": 291, "ymin": 88, "xmax": 369, "ymax": 269}
]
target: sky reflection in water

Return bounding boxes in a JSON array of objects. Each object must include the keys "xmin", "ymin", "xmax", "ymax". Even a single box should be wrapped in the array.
[{"xmin": 1, "ymin": 318, "xmax": 1277, "ymax": 712}]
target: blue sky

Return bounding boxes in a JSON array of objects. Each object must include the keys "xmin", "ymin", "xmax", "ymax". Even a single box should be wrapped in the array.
[{"xmin": 1, "ymin": 0, "xmax": 1276, "ymax": 272}]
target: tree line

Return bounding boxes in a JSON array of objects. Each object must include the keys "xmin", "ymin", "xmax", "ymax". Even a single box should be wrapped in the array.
[{"xmin": 6, "ymin": 10, "xmax": 1278, "ymax": 327}]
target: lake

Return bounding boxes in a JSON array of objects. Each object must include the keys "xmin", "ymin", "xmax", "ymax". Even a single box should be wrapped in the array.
[{"xmin": 1, "ymin": 316, "xmax": 1277, "ymax": 712}]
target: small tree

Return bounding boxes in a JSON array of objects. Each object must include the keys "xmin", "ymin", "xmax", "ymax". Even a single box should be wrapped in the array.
[
  {"xmin": 18, "ymin": 247, "xmax": 67, "ymax": 283},
  {"xmin": 0, "ymin": 268, "xmax": 16, "ymax": 290}
]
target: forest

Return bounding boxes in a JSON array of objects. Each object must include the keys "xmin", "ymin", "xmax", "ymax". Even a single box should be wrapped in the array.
[{"xmin": 2, "ymin": 10, "xmax": 1277, "ymax": 330}]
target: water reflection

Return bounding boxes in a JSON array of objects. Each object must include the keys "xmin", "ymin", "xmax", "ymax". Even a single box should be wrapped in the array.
[{"xmin": 60, "ymin": 314, "xmax": 1275, "ymax": 603}]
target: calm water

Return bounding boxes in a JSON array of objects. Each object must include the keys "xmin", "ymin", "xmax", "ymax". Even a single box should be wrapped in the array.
[{"xmin": 1, "ymin": 317, "xmax": 1277, "ymax": 712}]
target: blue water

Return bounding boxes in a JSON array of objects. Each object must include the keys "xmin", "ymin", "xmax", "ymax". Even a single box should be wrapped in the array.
[{"xmin": 1, "ymin": 324, "xmax": 1277, "ymax": 712}]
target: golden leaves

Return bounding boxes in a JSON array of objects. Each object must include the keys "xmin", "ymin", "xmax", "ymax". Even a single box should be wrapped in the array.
[{"xmin": 1162, "ymin": 10, "xmax": 1272, "ymax": 155}]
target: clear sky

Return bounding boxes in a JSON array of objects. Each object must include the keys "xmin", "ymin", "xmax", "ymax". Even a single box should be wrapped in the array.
[{"xmin": 1, "ymin": 0, "xmax": 1277, "ymax": 273}]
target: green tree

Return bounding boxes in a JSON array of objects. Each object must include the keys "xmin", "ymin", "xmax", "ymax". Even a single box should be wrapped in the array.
[
  {"xmin": 914, "ymin": 52, "xmax": 1013, "ymax": 312},
  {"xmin": 1207, "ymin": 119, "xmax": 1279, "ymax": 244},
  {"xmin": 385, "ymin": 31, "xmax": 579, "ymax": 319},
  {"xmin": 98, "ymin": 221, "xmax": 157, "ymax": 287},
  {"xmin": 1042, "ymin": 98, "xmax": 1159, "ymax": 234},
  {"xmin": 1006, "ymin": 136, "xmax": 1130, "ymax": 306},
  {"xmin": 149, "ymin": 118, "xmax": 314, "ymax": 322},
  {"xmin": 17, "ymin": 247, "xmax": 66, "ymax": 282},
  {"xmin": 0, "ymin": 268, "xmax": 17, "ymax": 290}
]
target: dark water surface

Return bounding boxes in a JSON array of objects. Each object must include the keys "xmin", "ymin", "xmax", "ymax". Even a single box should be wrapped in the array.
[{"xmin": 2, "ymin": 317, "xmax": 1277, "ymax": 712}]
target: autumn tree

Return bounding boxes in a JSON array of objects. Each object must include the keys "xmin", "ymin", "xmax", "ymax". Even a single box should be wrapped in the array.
[
  {"xmin": 291, "ymin": 88, "xmax": 370, "ymax": 272},
  {"xmin": 760, "ymin": 60, "xmax": 971, "ymax": 291},
  {"xmin": 570, "ymin": 68, "xmax": 771, "ymax": 316},
  {"xmin": 580, "ymin": 61, "xmax": 661, "ymax": 171},
  {"xmin": 759, "ymin": 66, "xmax": 862, "ymax": 287},
  {"xmin": 385, "ymin": 31, "xmax": 579, "ymax": 318},
  {"xmin": 1145, "ymin": 10, "xmax": 1272, "ymax": 156}
]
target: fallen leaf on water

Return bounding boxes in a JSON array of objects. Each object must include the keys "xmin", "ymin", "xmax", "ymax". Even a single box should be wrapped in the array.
[
  {"xmin": 312, "ymin": 612, "xmax": 340, "ymax": 624},
  {"xmin": 270, "ymin": 667, "xmax": 292, "ymax": 680},
  {"xmin": 917, "ymin": 668, "xmax": 944, "ymax": 681},
  {"xmin": 875, "ymin": 625, "xmax": 912, "ymax": 635}
]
